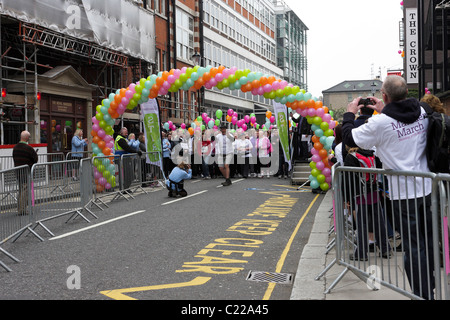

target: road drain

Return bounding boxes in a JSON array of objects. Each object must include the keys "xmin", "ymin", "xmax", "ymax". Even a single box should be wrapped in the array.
[{"xmin": 246, "ymin": 271, "xmax": 294, "ymax": 284}]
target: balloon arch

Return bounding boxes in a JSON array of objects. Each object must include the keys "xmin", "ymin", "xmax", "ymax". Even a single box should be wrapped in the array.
[{"xmin": 90, "ymin": 65, "xmax": 336, "ymax": 193}]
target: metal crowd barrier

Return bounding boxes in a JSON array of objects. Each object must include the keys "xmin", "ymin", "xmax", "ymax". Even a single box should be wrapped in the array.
[
  {"xmin": 0, "ymin": 151, "xmax": 165, "ymax": 272},
  {"xmin": 90, "ymin": 152, "xmax": 165, "ymax": 209},
  {"xmin": 30, "ymin": 160, "xmax": 96, "ymax": 237},
  {"xmin": 322, "ymin": 165, "xmax": 450, "ymax": 300}
]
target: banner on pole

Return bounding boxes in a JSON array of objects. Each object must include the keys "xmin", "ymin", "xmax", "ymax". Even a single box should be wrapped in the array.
[
  {"xmin": 273, "ymin": 101, "xmax": 291, "ymax": 171},
  {"xmin": 140, "ymin": 99, "xmax": 162, "ymax": 168}
]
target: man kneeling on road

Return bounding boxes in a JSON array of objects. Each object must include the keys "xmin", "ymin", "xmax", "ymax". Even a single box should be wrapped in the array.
[{"xmin": 166, "ymin": 162, "xmax": 192, "ymax": 198}]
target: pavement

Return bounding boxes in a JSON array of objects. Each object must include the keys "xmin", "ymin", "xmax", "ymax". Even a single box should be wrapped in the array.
[{"xmin": 290, "ymin": 190, "xmax": 410, "ymax": 300}]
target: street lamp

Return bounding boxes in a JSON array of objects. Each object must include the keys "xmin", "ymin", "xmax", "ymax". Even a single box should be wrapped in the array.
[
  {"xmin": 371, "ymin": 81, "xmax": 377, "ymax": 96},
  {"xmin": 191, "ymin": 50, "xmax": 204, "ymax": 118},
  {"xmin": 192, "ymin": 50, "xmax": 201, "ymax": 66}
]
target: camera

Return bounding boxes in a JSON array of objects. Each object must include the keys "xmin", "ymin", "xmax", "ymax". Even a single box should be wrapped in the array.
[{"xmin": 359, "ymin": 98, "xmax": 375, "ymax": 115}]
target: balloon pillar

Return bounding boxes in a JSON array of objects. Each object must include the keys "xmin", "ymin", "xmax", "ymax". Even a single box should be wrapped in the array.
[{"xmin": 91, "ymin": 65, "xmax": 335, "ymax": 192}]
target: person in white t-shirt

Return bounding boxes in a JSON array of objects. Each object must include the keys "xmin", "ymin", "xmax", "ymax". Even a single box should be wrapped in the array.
[
  {"xmin": 235, "ymin": 130, "xmax": 253, "ymax": 178},
  {"xmin": 342, "ymin": 75, "xmax": 434, "ymax": 300},
  {"xmin": 215, "ymin": 125, "xmax": 235, "ymax": 186}
]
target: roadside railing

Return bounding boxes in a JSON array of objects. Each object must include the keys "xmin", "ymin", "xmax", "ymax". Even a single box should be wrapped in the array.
[{"xmin": 319, "ymin": 164, "xmax": 450, "ymax": 300}]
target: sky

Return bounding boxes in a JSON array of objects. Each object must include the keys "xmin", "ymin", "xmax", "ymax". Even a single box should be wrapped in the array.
[{"xmin": 282, "ymin": 0, "xmax": 405, "ymax": 98}]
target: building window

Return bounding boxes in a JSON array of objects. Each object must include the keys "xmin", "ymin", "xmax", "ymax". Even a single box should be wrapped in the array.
[{"xmin": 176, "ymin": 9, "xmax": 194, "ymax": 61}]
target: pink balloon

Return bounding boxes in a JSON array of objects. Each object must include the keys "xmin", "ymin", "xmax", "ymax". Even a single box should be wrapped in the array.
[
  {"xmin": 92, "ymin": 116, "xmax": 99, "ymax": 125},
  {"xmin": 227, "ymin": 109, "xmax": 234, "ymax": 116},
  {"xmin": 322, "ymin": 168, "xmax": 331, "ymax": 177},
  {"xmin": 121, "ymin": 97, "xmax": 130, "ymax": 106},
  {"xmin": 272, "ymin": 81, "xmax": 280, "ymax": 90},
  {"xmin": 316, "ymin": 108, "xmax": 325, "ymax": 118},
  {"xmin": 264, "ymin": 84, "xmax": 272, "ymax": 93},
  {"xmin": 311, "ymin": 148, "xmax": 319, "ymax": 155},
  {"xmin": 307, "ymin": 108, "xmax": 316, "ymax": 117},
  {"xmin": 250, "ymin": 116, "xmax": 256, "ymax": 124},
  {"xmin": 105, "ymin": 183, "xmax": 112, "ymax": 190},
  {"xmin": 270, "ymin": 116, "xmax": 275, "ymax": 123},
  {"xmin": 181, "ymin": 123, "xmax": 186, "ymax": 129},
  {"xmin": 300, "ymin": 109, "xmax": 308, "ymax": 117},
  {"xmin": 326, "ymin": 176, "xmax": 332, "ymax": 184},
  {"xmin": 125, "ymin": 90, "xmax": 134, "ymax": 99},
  {"xmin": 215, "ymin": 73, "xmax": 224, "ymax": 82},
  {"xmin": 329, "ymin": 121, "xmax": 336, "ymax": 129},
  {"xmin": 316, "ymin": 161, "xmax": 325, "ymax": 171},
  {"xmin": 312, "ymin": 154, "xmax": 321, "ymax": 163},
  {"xmin": 244, "ymin": 115, "xmax": 250, "ymax": 123},
  {"xmin": 323, "ymin": 114, "xmax": 332, "ymax": 122},
  {"xmin": 97, "ymin": 130, "xmax": 106, "ymax": 138},
  {"xmin": 167, "ymin": 75, "xmax": 176, "ymax": 84},
  {"xmin": 92, "ymin": 124, "xmax": 100, "ymax": 132},
  {"xmin": 98, "ymin": 177, "xmax": 107, "ymax": 186},
  {"xmin": 242, "ymin": 124, "xmax": 247, "ymax": 131}
]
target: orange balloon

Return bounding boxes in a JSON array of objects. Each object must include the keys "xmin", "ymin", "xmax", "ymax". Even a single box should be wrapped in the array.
[
  {"xmin": 315, "ymin": 101, "xmax": 323, "ymax": 109},
  {"xmin": 298, "ymin": 100, "xmax": 306, "ymax": 110},
  {"xmin": 188, "ymin": 127, "xmax": 194, "ymax": 136},
  {"xmin": 251, "ymin": 80, "xmax": 260, "ymax": 89},
  {"xmin": 312, "ymin": 135, "xmax": 320, "ymax": 143},
  {"xmin": 266, "ymin": 111, "xmax": 272, "ymax": 119},
  {"xmin": 98, "ymin": 140, "xmax": 106, "ymax": 150},
  {"xmin": 103, "ymin": 147, "xmax": 111, "ymax": 156},
  {"xmin": 120, "ymin": 88, "xmax": 127, "ymax": 97},
  {"xmin": 306, "ymin": 99, "xmax": 315, "ymax": 108},
  {"xmin": 114, "ymin": 94, "xmax": 122, "ymax": 104},
  {"xmin": 109, "ymin": 101, "xmax": 118, "ymax": 110},
  {"xmin": 156, "ymin": 77, "xmax": 165, "ymax": 87},
  {"xmin": 267, "ymin": 76, "xmax": 276, "ymax": 84},
  {"xmin": 323, "ymin": 106, "xmax": 329, "ymax": 114},
  {"xmin": 319, "ymin": 149, "xmax": 328, "ymax": 159},
  {"xmin": 259, "ymin": 77, "xmax": 268, "ymax": 86},
  {"xmin": 96, "ymin": 185, "xmax": 105, "ymax": 193},
  {"xmin": 91, "ymin": 130, "xmax": 98, "ymax": 138},
  {"xmin": 162, "ymin": 71, "xmax": 170, "ymax": 80},
  {"xmin": 210, "ymin": 68, "xmax": 218, "ymax": 77},
  {"xmin": 314, "ymin": 142, "xmax": 323, "ymax": 150},
  {"xmin": 226, "ymin": 115, "xmax": 232, "ymax": 122},
  {"xmin": 218, "ymin": 65, "xmax": 226, "ymax": 73},
  {"xmin": 93, "ymin": 136, "xmax": 101, "ymax": 144},
  {"xmin": 203, "ymin": 72, "xmax": 212, "ymax": 82}
]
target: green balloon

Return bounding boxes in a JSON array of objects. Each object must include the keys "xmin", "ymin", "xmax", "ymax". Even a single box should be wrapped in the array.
[
  {"xmin": 311, "ymin": 168, "xmax": 320, "ymax": 177},
  {"xmin": 324, "ymin": 129, "xmax": 334, "ymax": 137},
  {"xmin": 317, "ymin": 174, "xmax": 326, "ymax": 184},
  {"xmin": 320, "ymin": 182, "xmax": 329, "ymax": 191},
  {"xmin": 313, "ymin": 117, "xmax": 322, "ymax": 126},
  {"xmin": 216, "ymin": 109, "xmax": 223, "ymax": 119},
  {"xmin": 320, "ymin": 122, "xmax": 329, "ymax": 131}
]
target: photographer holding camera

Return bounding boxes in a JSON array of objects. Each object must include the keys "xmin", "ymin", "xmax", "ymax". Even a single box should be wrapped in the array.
[{"xmin": 166, "ymin": 161, "xmax": 192, "ymax": 198}]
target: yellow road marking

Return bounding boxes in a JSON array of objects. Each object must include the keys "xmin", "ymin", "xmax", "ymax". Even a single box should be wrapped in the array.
[
  {"xmin": 100, "ymin": 276, "xmax": 212, "ymax": 300},
  {"xmin": 262, "ymin": 194, "xmax": 320, "ymax": 300}
]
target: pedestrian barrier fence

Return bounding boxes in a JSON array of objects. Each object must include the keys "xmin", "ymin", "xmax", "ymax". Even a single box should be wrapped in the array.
[
  {"xmin": 90, "ymin": 152, "xmax": 165, "ymax": 209},
  {"xmin": 0, "ymin": 151, "xmax": 166, "ymax": 272},
  {"xmin": 318, "ymin": 164, "xmax": 450, "ymax": 300}
]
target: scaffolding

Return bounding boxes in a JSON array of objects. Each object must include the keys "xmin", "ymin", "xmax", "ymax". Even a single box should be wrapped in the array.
[{"xmin": 0, "ymin": 14, "xmax": 153, "ymax": 145}]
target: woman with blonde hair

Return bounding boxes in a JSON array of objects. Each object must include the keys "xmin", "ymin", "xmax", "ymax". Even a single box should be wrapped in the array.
[{"xmin": 420, "ymin": 94, "xmax": 445, "ymax": 113}]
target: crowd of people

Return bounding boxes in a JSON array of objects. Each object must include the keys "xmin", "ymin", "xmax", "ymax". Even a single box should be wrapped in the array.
[{"xmin": 161, "ymin": 124, "xmax": 297, "ymax": 189}]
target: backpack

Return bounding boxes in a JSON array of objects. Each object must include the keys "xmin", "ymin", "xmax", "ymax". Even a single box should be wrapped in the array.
[
  {"xmin": 350, "ymin": 151, "xmax": 378, "ymax": 194},
  {"xmin": 420, "ymin": 102, "xmax": 450, "ymax": 173}
]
